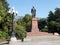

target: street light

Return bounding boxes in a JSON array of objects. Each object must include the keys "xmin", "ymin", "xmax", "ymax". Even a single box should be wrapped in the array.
[{"xmin": 8, "ymin": 7, "xmax": 18, "ymax": 41}]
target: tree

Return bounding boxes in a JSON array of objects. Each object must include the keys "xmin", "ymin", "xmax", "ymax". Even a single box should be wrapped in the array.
[
  {"xmin": 15, "ymin": 20, "xmax": 27, "ymax": 39},
  {"xmin": 38, "ymin": 18, "xmax": 47, "ymax": 31},
  {"xmin": 0, "ymin": 2, "xmax": 5, "ymax": 31},
  {"xmin": 17, "ymin": 18, "xmax": 26, "ymax": 27},
  {"xmin": 47, "ymin": 8, "xmax": 60, "ymax": 34},
  {"xmin": 0, "ymin": 0, "xmax": 9, "ymax": 11},
  {"xmin": 15, "ymin": 25, "xmax": 27, "ymax": 39},
  {"xmin": 47, "ymin": 11, "xmax": 55, "ymax": 22},
  {"xmin": 23, "ymin": 14, "xmax": 32, "ymax": 32},
  {"xmin": 0, "ymin": 0, "xmax": 11, "ymax": 39},
  {"xmin": 0, "ymin": 2, "xmax": 11, "ymax": 32},
  {"xmin": 55, "ymin": 8, "xmax": 60, "ymax": 34}
]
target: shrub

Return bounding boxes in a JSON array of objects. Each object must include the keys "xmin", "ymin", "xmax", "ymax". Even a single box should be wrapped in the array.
[
  {"xmin": 0, "ymin": 31, "xmax": 9, "ymax": 39},
  {"xmin": 15, "ymin": 25, "xmax": 27, "ymax": 39},
  {"xmin": 41, "ymin": 28, "xmax": 48, "ymax": 32}
]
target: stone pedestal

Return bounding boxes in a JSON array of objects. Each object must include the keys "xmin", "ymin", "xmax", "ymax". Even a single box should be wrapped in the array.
[
  {"xmin": 27, "ymin": 18, "xmax": 53, "ymax": 36},
  {"xmin": 31, "ymin": 18, "xmax": 39, "ymax": 32}
]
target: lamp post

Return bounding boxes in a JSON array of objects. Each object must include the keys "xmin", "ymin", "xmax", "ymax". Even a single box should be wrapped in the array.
[{"xmin": 8, "ymin": 7, "xmax": 18, "ymax": 42}]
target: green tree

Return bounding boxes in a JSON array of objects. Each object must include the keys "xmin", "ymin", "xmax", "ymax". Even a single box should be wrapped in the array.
[
  {"xmin": 48, "ymin": 11, "xmax": 55, "ymax": 22},
  {"xmin": 15, "ymin": 16, "xmax": 27, "ymax": 39},
  {"xmin": 17, "ymin": 18, "xmax": 26, "ymax": 27},
  {"xmin": 55, "ymin": 8, "xmax": 60, "ymax": 34},
  {"xmin": 0, "ymin": 0, "xmax": 9, "ymax": 11},
  {"xmin": 0, "ymin": 2, "xmax": 11, "ymax": 32},
  {"xmin": 23, "ymin": 14, "xmax": 32, "ymax": 32},
  {"xmin": 47, "ymin": 8, "xmax": 60, "ymax": 34},
  {"xmin": 0, "ymin": 2, "xmax": 5, "ymax": 31},
  {"xmin": 38, "ymin": 18, "xmax": 47, "ymax": 31},
  {"xmin": 0, "ymin": 0, "xmax": 11, "ymax": 39},
  {"xmin": 15, "ymin": 25, "xmax": 27, "ymax": 39}
]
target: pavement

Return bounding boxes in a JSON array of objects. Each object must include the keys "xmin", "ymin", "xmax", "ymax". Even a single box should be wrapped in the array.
[{"xmin": 0, "ymin": 36, "xmax": 60, "ymax": 45}]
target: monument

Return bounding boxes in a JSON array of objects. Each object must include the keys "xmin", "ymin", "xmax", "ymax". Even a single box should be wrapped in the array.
[
  {"xmin": 27, "ymin": 6, "xmax": 40, "ymax": 36},
  {"xmin": 27, "ymin": 6, "xmax": 53, "ymax": 36},
  {"xmin": 31, "ymin": 6, "xmax": 39, "ymax": 32}
]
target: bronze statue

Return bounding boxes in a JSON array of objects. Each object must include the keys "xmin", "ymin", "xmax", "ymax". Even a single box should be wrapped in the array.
[{"xmin": 31, "ymin": 6, "xmax": 36, "ymax": 18}]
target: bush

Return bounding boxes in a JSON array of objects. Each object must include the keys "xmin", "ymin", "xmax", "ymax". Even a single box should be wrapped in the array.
[
  {"xmin": 41, "ymin": 28, "xmax": 48, "ymax": 32},
  {"xmin": 15, "ymin": 25, "xmax": 27, "ymax": 39},
  {"xmin": 0, "ymin": 31, "xmax": 9, "ymax": 39}
]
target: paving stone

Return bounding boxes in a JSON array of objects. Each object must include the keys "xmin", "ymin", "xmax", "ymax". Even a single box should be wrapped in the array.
[{"xmin": 1, "ymin": 36, "xmax": 60, "ymax": 45}]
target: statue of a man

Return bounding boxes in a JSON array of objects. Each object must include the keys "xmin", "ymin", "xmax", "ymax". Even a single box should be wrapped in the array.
[{"xmin": 31, "ymin": 6, "xmax": 36, "ymax": 18}]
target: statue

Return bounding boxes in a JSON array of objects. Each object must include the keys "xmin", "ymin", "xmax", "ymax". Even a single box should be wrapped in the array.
[{"xmin": 31, "ymin": 6, "xmax": 36, "ymax": 18}]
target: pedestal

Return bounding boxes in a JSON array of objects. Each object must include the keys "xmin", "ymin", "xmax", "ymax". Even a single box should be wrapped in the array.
[
  {"xmin": 31, "ymin": 18, "xmax": 39, "ymax": 32},
  {"xmin": 27, "ymin": 18, "xmax": 53, "ymax": 36}
]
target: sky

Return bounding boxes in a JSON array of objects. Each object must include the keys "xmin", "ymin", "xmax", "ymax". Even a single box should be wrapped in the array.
[{"xmin": 7, "ymin": 0, "xmax": 60, "ymax": 18}]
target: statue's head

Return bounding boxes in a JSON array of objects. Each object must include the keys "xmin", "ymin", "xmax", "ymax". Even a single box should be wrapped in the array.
[{"xmin": 33, "ymin": 6, "xmax": 34, "ymax": 8}]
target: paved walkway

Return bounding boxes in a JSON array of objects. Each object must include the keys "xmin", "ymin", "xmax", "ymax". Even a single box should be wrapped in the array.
[{"xmin": 0, "ymin": 36, "xmax": 60, "ymax": 45}]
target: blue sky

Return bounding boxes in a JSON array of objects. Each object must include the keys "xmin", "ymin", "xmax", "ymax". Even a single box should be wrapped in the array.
[{"xmin": 7, "ymin": 0, "xmax": 60, "ymax": 18}]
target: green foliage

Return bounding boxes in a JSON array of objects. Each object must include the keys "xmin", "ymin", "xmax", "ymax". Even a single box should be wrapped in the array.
[
  {"xmin": 15, "ymin": 14, "xmax": 32, "ymax": 39},
  {"xmin": 3, "ymin": 13, "xmax": 12, "ymax": 32},
  {"xmin": 0, "ymin": 31, "xmax": 9, "ymax": 39},
  {"xmin": 0, "ymin": 16, "xmax": 2, "ymax": 23},
  {"xmin": 23, "ymin": 14, "xmax": 32, "ymax": 23},
  {"xmin": 17, "ymin": 18, "xmax": 26, "ymax": 26},
  {"xmin": 15, "ymin": 25, "xmax": 27, "ymax": 39},
  {"xmin": 41, "ymin": 26, "xmax": 48, "ymax": 32},
  {"xmin": 0, "ymin": 0, "xmax": 9, "ymax": 11},
  {"xmin": 23, "ymin": 14, "xmax": 32, "ymax": 32},
  {"xmin": 0, "ymin": 2, "xmax": 5, "ymax": 23},
  {"xmin": 0, "ymin": 2, "xmax": 6, "ymax": 32},
  {"xmin": 0, "ymin": 0, "xmax": 27, "ymax": 41},
  {"xmin": 42, "ymin": 28, "xmax": 48, "ymax": 32},
  {"xmin": 48, "ymin": 11, "xmax": 55, "ymax": 21},
  {"xmin": 56, "ymin": 23, "xmax": 60, "ymax": 28},
  {"xmin": 38, "ymin": 18, "xmax": 47, "ymax": 31},
  {"xmin": 0, "ymin": 0, "xmax": 12, "ymax": 34},
  {"xmin": 49, "ymin": 21, "xmax": 56, "ymax": 26},
  {"xmin": 47, "ymin": 8, "xmax": 60, "ymax": 34},
  {"xmin": 0, "ymin": 0, "xmax": 12, "ymax": 39}
]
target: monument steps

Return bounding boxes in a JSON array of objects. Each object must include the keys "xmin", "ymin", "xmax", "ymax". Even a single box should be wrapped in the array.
[{"xmin": 27, "ymin": 32, "xmax": 53, "ymax": 36}]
